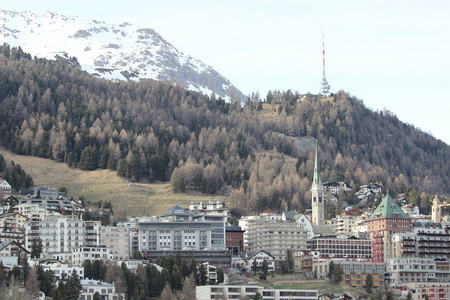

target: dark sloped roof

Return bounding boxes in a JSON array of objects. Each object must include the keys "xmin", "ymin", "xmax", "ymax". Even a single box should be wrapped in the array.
[
  {"xmin": 283, "ymin": 211, "xmax": 297, "ymax": 220},
  {"xmin": 160, "ymin": 205, "xmax": 193, "ymax": 217},
  {"xmin": 226, "ymin": 226, "xmax": 244, "ymax": 232}
]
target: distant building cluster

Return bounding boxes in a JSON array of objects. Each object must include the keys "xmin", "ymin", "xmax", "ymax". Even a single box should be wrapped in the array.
[{"xmin": 0, "ymin": 143, "xmax": 448, "ymax": 299}]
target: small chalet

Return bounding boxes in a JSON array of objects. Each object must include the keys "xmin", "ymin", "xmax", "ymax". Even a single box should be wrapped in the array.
[{"xmin": 245, "ymin": 250, "xmax": 275, "ymax": 273}]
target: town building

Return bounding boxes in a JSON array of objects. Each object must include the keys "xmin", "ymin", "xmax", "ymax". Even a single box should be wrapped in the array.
[
  {"xmin": 71, "ymin": 246, "xmax": 114, "ymax": 266},
  {"xmin": 196, "ymin": 285, "xmax": 318, "ymax": 300},
  {"xmin": 244, "ymin": 218, "xmax": 308, "ymax": 262},
  {"xmin": 80, "ymin": 279, "xmax": 125, "ymax": 300},
  {"xmin": 293, "ymin": 250, "xmax": 321, "ymax": 273},
  {"xmin": 355, "ymin": 183, "xmax": 383, "ymax": 200},
  {"xmin": 0, "ymin": 196, "xmax": 19, "ymax": 214},
  {"xmin": 14, "ymin": 203, "xmax": 54, "ymax": 221},
  {"xmin": 309, "ymin": 236, "xmax": 372, "ymax": 259},
  {"xmin": 189, "ymin": 201, "xmax": 230, "ymax": 217},
  {"xmin": 0, "ymin": 179, "xmax": 11, "ymax": 193},
  {"xmin": 226, "ymin": 225, "xmax": 244, "ymax": 256},
  {"xmin": 403, "ymin": 282, "xmax": 450, "ymax": 300},
  {"xmin": 0, "ymin": 230, "xmax": 24, "ymax": 245},
  {"xmin": 386, "ymin": 258, "xmax": 439, "ymax": 286},
  {"xmin": 25, "ymin": 187, "xmax": 65, "ymax": 199},
  {"xmin": 0, "ymin": 240, "xmax": 29, "ymax": 257},
  {"xmin": 389, "ymin": 221, "xmax": 450, "ymax": 261},
  {"xmin": 18, "ymin": 198, "xmax": 82, "ymax": 215},
  {"xmin": 24, "ymin": 215, "xmax": 100, "ymax": 255},
  {"xmin": 245, "ymin": 250, "xmax": 276, "ymax": 273},
  {"xmin": 0, "ymin": 212, "xmax": 29, "ymax": 231},
  {"xmin": 312, "ymin": 258, "xmax": 385, "ymax": 288},
  {"xmin": 100, "ymin": 226, "xmax": 131, "ymax": 260},
  {"xmin": 366, "ymin": 193, "xmax": 411, "ymax": 262},
  {"xmin": 34, "ymin": 258, "xmax": 84, "ymax": 280},
  {"xmin": 138, "ymin": 205, "xmax": 231, "ymax": 267},
  {"xmin": 325, "ymin": 215, "xmax": 357, "ymax": 236}
]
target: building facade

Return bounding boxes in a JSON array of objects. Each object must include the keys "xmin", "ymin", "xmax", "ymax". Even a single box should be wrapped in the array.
[
  {"xmin": 366, "ymin": 193, "xmax": 411, "ymax": 262},
  {"xmin": 245, "ymin": 218, "xmax": 308, "ymax": 262},
  {"xmin": 24, "ymin": 215, "xmax": 100, "ymax": 254},
  {"xmin": 309, "ymin": 236, "xmax": 372, "ymax": 259},
  {"xmin": 100, "ymin": 226, "xmax": 131, "ymax": 260},
  {"xmin": 313, "ymin": 258, "xmax": 385, "ymax": 288},
  {"xmin": 226, "ymin": 225, "xmax": 244, "ymax": 256},
  {"xmin": 197, "ymin": 285, "xmax": 318, "ymax": 300}
]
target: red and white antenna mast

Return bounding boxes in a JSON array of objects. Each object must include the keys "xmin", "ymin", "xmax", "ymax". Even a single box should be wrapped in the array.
[{"xmin": 320, "ymin": 30, "xmax": 330, "ymax": 96}]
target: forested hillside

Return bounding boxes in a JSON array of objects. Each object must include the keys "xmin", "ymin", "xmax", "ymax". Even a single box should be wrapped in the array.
[{"xmin": 0, "ymin": 44, "xmax": 449, "ymax": 213}]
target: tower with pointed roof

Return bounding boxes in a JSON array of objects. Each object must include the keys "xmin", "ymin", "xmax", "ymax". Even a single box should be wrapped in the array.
[
  {"xmin": 311, "ymin": 142, "xmax": 325, "ymax": 226},
  {"xmin": 366, "ymin": 193, "xmax": 411, "ymax": 262}
]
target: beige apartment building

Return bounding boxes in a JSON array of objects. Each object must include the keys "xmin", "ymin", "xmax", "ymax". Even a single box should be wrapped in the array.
[
  {"xmin": 100, "ymin": 226, "xmax": 131, "ymax": 260},
  {"xmin": 245, "ymin": 218, "xmax": 308, "ymax": 262}
]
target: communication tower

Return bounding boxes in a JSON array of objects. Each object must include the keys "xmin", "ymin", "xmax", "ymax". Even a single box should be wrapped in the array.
[{"xmin": 320, "ymin": 32, "xmax": 330, "ymax": 97}]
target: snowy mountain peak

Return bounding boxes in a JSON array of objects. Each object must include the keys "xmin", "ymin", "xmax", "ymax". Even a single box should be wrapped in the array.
[{"xmin": 0, "ymin": 9, "xmax": 244, "ymax": 101}]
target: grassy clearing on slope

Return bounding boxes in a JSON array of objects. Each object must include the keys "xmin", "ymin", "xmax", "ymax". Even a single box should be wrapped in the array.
[{"xmin": 0, "ymin": 149, "xmax": 229, "ymax": 217}]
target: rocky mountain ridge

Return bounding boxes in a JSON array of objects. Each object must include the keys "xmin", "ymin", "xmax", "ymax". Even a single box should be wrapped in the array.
[{"xmin": 0, "ymin": 9, "xmax": 244, "ymax": 100}]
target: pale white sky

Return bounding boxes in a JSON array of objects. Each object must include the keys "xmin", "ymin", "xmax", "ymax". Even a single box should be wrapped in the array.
[{"xmin": 2, "ymin": 0, "xmax": 450, "ymax": 145}]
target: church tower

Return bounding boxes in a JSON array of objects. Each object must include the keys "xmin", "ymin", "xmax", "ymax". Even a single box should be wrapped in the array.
[{"xmin": 311, "ymin": 142, "xmax": 325, "ymax": 226}]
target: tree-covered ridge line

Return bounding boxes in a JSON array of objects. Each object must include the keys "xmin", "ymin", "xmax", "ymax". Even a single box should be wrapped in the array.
[{"xmin": 0, "ymin": 44, "xmax": 449, "ymax": 214}]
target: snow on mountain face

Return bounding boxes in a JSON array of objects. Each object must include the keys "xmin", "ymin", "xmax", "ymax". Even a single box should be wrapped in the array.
[{"xmin": 0, "ymin": 9, "xmax": 244, "ymax": 101}]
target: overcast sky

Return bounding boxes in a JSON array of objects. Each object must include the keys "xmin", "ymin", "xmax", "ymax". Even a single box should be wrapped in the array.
[{"xmin": 3, "ymin": 0, "xmax": 450, "ymax": 145}]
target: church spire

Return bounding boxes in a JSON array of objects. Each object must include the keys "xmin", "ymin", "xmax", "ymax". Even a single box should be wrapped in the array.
[
  {"xmin": 311, "ymin": 140, "xmax": 325, "ymax": 226},
  {"xmin": 312, "ymin": 141, "xmax": 322, "ymax": 187}
]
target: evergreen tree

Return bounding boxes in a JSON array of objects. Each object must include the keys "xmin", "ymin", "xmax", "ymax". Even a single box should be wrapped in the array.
[
  {"xmin": 365, "ymin": 274, "xmax": 373, "ymax": 294},
  {"xmin": 261, "ymin": 259, "xmax": 269, "ymax": 276},
  {"xmin": 406, "ymin": 291, "xmax": 412, "ymax": 300},
  {"xmin": 65, "ymin": 270, "xmax": 82, "ymax": 300},
  {"xmin": 31, "ymin": 238, "xmax": 43, "ymax": 259},
  {"xmin": 327, "ymin": 261, "xmax": 335, "ymax": 282},
  {"xmin": 286, "ymin": 249, "xmax": 295, "ymax": 273},
  {"xmin": 83, "ymin": 260, "xmax": 93, "ymax": 279},
  {"xmin": 37, "ymin": 267, "xmax": 55, "ymax": 296},
  {"xmin": 253, "ymin": 291, "xmax": 263, "ymax": 300},
  {"xmin": 217, "ymin": 267, "xmax": 224, "ymax": 284},
  {"xmin": 198, "ymin": 263, "xmax": 208, "ymax": 286},
  {"xmin": 333, "ymin": 263, "xmax": 344, "ymax": 284}
]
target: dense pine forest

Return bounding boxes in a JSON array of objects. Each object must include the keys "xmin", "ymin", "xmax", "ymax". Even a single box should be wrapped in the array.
[{"xmin": 0, "ymin": 44, "xmax": 449, "ymax": 214}]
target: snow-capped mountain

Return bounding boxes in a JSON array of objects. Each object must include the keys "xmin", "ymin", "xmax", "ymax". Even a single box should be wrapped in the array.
[{"xmin": 0, "ymin": 9, "xmax": 244, "ymax": 101}]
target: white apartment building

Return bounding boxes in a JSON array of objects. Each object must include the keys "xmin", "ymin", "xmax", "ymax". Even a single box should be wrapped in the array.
[
  {"xmin": 14, "ymin": 203, "xmax": 55, "ymax": 221},
  {"xmin": 80, "ymin": 279, "xmax": 125, "ymax": 300},
  {"xmin": 189, "ymin": 201, "xmax": 230, "ymax": 216},
  {"xmin": 71, "ymin": 246, "xmax": 114, "ymax": 266},
  {"xmin": 24, "ymin": 215, "xmax": 100, "ymax": 254},
  {"xmin": 245, "ymin": 250, "xmax": 276, "ymax": 273},
  {"xmin": 138, "ymin": 205, "xmax": 226, "ymax": 252},
  {"xmin": 197, "ymin": 285, "xmax": 318, "ymax": 300},
  {"xmin": 245, "ymin": 219, "xmax": 308, "ymax": 262},
  {"xmin": 100, "ymin": 226, "xmax": 131, "ymax": 260},
  {"xmin": 387, "ymin": 258, "xmax": 437, "ymax": 286},
  {"xmin": 37, "ymin": 261, "xmax": 84, "ymax": 280}
]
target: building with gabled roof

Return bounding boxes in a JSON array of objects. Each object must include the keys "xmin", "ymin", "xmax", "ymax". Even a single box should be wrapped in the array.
[
  {"xmin": 0, "ymin": 179, "xmax": 11, "ymax": 194},
  {"xmin": 0, "ymin": 240, "xmax": 29, "ymax": 257},
  {"xmin": 366, "ymin": 193, "xmax": 411, "ymax": 262},
  {"xmin": 245, "ymin": 250, "xmax": 275, "ymax": 273}
]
